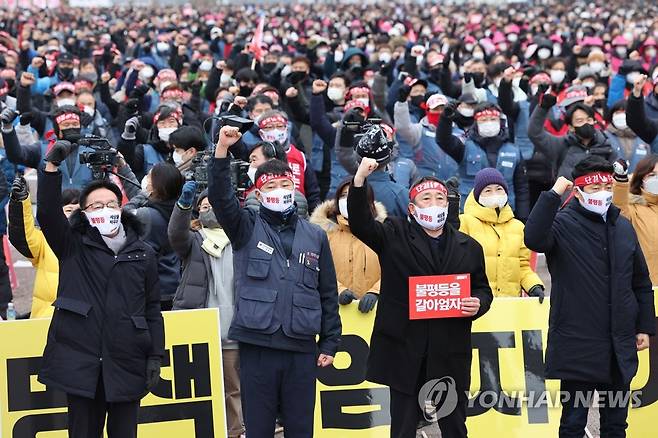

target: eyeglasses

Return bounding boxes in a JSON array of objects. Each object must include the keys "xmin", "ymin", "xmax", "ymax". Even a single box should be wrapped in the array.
[
  {"xmin": 84, "ymin": 200, "xmax": 120, "ymax": 211},
  {"xmin": 199, "ymin": 205, "xmax": 213, "ymax": 213}
]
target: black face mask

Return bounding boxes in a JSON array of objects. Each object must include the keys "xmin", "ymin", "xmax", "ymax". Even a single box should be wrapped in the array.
[
  {"xmin": 61, "ymin": 127, "xmax": 81, "ymax": 143},
  {"xmin": 464, "ymin": 72, "xmax": 485, "ymax": 88},
  {"xmin": 574, "ymin": 123, "xmax": 595, "ymax": 140},
  {"xmin": 58, "ymin": 67, "xmax": 73, "ymax": 81},
  {"xmin": 263, "ymin": 62, "xmax": 277, "ymax": 73},
  {"xmin": 410, "ymin": 95, "xmax": 424, "ymax": 107},
  {"xmin": 429, "ymin": 69, "xmax": 441, "ymax": 82},
  {"xmin": 593, "ymin": 99, "xmax": 607, "ymax": 109},
  {"xmin": 288, "ymin": 71, "xmax": 307, "ymax": 85}
]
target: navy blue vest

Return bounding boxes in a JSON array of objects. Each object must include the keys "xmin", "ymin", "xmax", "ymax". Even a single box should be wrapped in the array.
[
  {"xmin": 607, "ymin": 133, "xmax": 651, "ymax": 174},
  {"xmin": 230, "ymin": 215, "xmax": 325, "ymax": 342},
  {"xmin": 416, "ymin": 126, "xmax": 460, "ymax": 180}
]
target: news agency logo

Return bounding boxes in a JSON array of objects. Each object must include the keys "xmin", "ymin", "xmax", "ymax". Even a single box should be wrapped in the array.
[{"xmin": 418, "ymin": 376, "xmax": 459, "ymax": 421}]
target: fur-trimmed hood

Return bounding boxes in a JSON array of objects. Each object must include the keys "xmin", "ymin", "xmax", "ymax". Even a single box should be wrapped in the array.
[
  {"xmin": 630, "ymin": 190, "xmax": 658, "ymax": 206},
  {"xmin": 310, "ymin": 199, "xmax": 387, "ymax": 232}
]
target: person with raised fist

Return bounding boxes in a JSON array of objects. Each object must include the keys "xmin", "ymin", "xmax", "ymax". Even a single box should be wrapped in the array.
[{"xmin": 525, "ymin": 155, "xmax": 654, "ymax": 438}]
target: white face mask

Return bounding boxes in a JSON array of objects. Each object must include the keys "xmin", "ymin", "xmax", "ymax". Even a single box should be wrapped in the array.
[
  {"xmin": 589, "ymin": 61, "xmax": 605, "ymax": 72},
  {"xmin": 158, "ymin": 127, "xmax": 176, "ymax": 142},
  {"xmin": 338, "ymin": 197, "xmax": 349, "ymax": 218},
  {"xmin": 247, "ymin": 166, "xmax": 257, "ymax": 183},
  {"xmin": 156, "ymin": 42, "xmax": 170, "ymax": 53},
  {"xmin": 477, "ymin": 120, "xmax": 501, "ymax": 138},
  {"xmin": 479, "ymin": 194, "xmax": 508, "ymax": 209},
  {"xmin": 537, "ymin": 48, "xmax": 552, "ymax": 60},
  {"xmin": 172, "ymin": 150, "xmax": 184, "ymax": 166},
  {"xmin": 577, "ymin": 188, "xmax": 612, "ymax": 216},
  {"xmin": 615, "ymin": 47, "xmax": 628, "ymax": 58},
  {"xmin": 219, "ymin": 73, "xmax": 233, "ymax": 87},
  {"xmin": 508, "ymin": 33, "xmax": 518, "ymax": 42},
  {"xmin": 582, "ymin": 81, "xmax": 595, "ymax": 89},
  {"xmin": 472, "ymin": 51, "xmax": 485, "ymax": 60},
  {"xmin": 260, "ymin": 128, "xmax": 288, "ymax": 144},
  {"xmin": 379, "ymin": 52, "xmax": 392, "ymax": 63},
  {"xmin": 458, "ymin": 106, "xmax": 474, "ymax": 117},
  {"xmin": 83, "ymin": 105, "xmax": 95, "ymax": 117},
  {"xmin": 327, "ymin": 87, "xmax": 345, "ymax": 102},
  {"xmin": 644, "ymin": 176, "xmax": 658, "ymax": 195},
  {"xmin": 412, "ymin": 204, "xmax": 448, "ymax": 231},
  {"xmin": 140, "ymin": 66, "xmax": 154, "ymax": 82},
  {"xmin": 627, "ymin": 72, "xmax": 641, "ymax": 84},
  {"xmin": 86, "ymin": 207, "xmax": 121, "ymax": 236},
  {"xmin": 553, "ymin": 44, "xmax": 562, "ymax": 56},
  {"xmin": 199, "ymin": 60, "xmax": 213, "ymax": 71},
  {"xmin": 612, "ymin": 113, "xmax": 627, "ymax": 129},
  {"xmin": 356, "ymin": 97, "xmax": 370, "ymax": 107},
  {"xmin": 259, "ymin": 187, "xmax": 295, "ymax": 212},
  {"xmin": 550, "ymin": 69, "xmax": 566, "ymax": 84},
  {"xmin": 57, "ymin": 98, "xmax": 76, "ymax": 107}
]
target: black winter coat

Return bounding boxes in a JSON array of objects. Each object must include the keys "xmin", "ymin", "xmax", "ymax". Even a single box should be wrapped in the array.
[
  {"xmin": 524, "ymin": 191, "xmax": 655, "ymax": 384},
  {"xmin": 36, "ymin": 170, "xmax": 164, "ymax": 402},
  {"xmin": 347, "ymin": 182, "xmax": 493, "ymax": 395}
]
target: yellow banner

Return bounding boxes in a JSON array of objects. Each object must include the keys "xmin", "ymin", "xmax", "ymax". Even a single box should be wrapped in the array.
[
  {"xmin": 314, "ymin": 294, "xmax": 658, "ymax": 436},
  {"xmin": 0, "ymin": 309, "xmax": 227, "ymax": 437}
]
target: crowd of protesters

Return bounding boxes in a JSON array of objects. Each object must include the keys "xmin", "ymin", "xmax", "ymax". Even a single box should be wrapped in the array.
[{"xmin": 0, "ymin": 1, "xmax": 656, "ymax": 437}]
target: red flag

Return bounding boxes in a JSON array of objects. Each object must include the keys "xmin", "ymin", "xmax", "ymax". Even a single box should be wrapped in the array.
[{"xmin": 249, "ymin": 14, "xmax": 265, "ymax": 63}]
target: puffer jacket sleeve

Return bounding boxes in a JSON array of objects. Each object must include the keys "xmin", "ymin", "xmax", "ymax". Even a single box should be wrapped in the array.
[
  {"xmin": 518, "ymin": 232, "xmax": 544, "ymax": 292},
  {"xmin": 167, "ymin": 204, "xmax": 194, "ymax": 259},
  {"xmin": 8, "ymin": 197, "xmax": 46, "ymax": 261}
]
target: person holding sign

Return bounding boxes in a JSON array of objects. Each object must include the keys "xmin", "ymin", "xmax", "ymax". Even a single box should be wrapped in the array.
[
  {"xmin": 525, "ymin": 155, "xmax": 655, "ymax": 438},
  {"xmin": 459, "ymin": 168, "xmax": 545, "ymax": 300},
  {"xmin": 348, "ymin": 157, "xmax": 493, "ymax": 438}
]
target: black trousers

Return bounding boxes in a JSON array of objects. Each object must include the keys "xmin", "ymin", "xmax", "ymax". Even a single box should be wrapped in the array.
[
  {"xmin": 559, "ymin": 363, "xmax": 630, "ymax": 438},
  {"xmin": 389, "ymin": 359, "xmax": 468, "ymax": 438},
  {"xmin": 67, "ymin": 374, "xmax": 140, "ymax": 438},
  {"xmin": 239, "ymin": 342, "xmax": 317, "ymax": 438}
]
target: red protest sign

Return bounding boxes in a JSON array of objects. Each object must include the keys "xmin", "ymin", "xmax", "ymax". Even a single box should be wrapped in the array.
[{"xmin": 408, "ymin": 274, "xmax": 471, "ymax": 319}]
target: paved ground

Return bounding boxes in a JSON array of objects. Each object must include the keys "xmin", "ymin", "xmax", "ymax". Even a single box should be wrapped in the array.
[{"xmin": 7, "ymin": 246, "xmax": 598, "ymax": 437}]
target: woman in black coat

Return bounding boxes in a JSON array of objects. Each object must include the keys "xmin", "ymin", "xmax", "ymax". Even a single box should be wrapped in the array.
[
  {"xmin": 347, "ymin": 158, "xmax": 493, "ymax": 438},
  {"xmin": 35, "ymin": 148, "xmax": 164, "ymax": 438}
]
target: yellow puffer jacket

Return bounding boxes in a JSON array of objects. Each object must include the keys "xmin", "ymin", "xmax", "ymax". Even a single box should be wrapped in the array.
[
  {"xmin": 310, "ymin": 200, "xmax": 386, "ymax": 298},
  {"xmin": 613, "ymin": 180, "xmax": 658, "ymax": 285},
  {"xmin": 8, "ymin": 198, "xmax": 58, "ymax": 318},
  {"xmin": 459, "ymin": 191, "xmax": 543, "ymax": 297}
]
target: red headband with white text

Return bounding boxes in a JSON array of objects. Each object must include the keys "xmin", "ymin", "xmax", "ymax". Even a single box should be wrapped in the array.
[
  {"xmin": 255, "ymin": 171, "xmax": 295, "ymax": 190},
  {"xmin": 409, "ymin": 180, "xmax": 448, "ymax": 201}
]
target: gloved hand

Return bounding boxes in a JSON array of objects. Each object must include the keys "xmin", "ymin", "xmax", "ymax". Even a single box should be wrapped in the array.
[
  {"xmin": 613, "ymin": 158, "xmax": 629, "ymax": 182},
  {"xmin": 146, "ymin": 357, "xmax": 161, "ymax": 391},
  {"xmin": 380, "ymin": 58, "xmax": 395, "ymax": 76},
  {"xmin": 122, "ymin": 116, "xmax": 140, "ymax": 141},
  {"xmin": 358, "ymin": 292, "xmax": 378, "ymax": 313},
  {"xmin": 10, "ymin": 175, "xmax": 29, "ymax": 202},
  {"xmin": 398, "ymin": 84, "xmax": 411, "ymax": 103},
  {"xmin": 0, "ymin": 107, "xmax": 18, "ymax": 129},
  {"xmin": 442, "ymin": 102, "xmax": 457, "ymax": 120},
  {"xmin": 343, "ymin": 108, "xmax": 366, "ymax": 128},
  {"xmin": 44, "ymin": 140, "xmax": 72, "ymax": 166},
  {"xmin": 178, "ymin": 181, "xmax": 197, "ymax": 209},
  {"xmin": 445, "ymin": 176, "xmax": 460, "ymax": 199},
  {"xmin": 539, "ymin": 92, "xmax": 557, "ymax": 109},
  {"xmin": 527, "ymin": 285, "xmax": 545, "ymax": 304},
  {"xmin": 129, "ymin": 84, "xmax": 150, "ymax": 99},
  {"xmin": 338, "ymin": 289, "xmax": 357, "ymax": 305},
  {"xmin": 19, "ymin": 112, "xmax": 32, "ymax": 126}
]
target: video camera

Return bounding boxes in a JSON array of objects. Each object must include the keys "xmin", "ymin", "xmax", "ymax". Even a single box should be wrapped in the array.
[{"xmin": 78, "ymin": 136, "xmax": 118, "ymax": 180}]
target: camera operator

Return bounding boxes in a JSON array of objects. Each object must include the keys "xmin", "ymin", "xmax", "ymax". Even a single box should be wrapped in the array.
[
  {"xmin": 208, "ymin": 125, "xmax": 341, "ymax": 436},
  {"xmin": 0, "ymin": 105, "xmax": 98, "ymax": 190},
  {"xmin": 35, "ymin": 153, "xmax": 164, "ymax": 438}
]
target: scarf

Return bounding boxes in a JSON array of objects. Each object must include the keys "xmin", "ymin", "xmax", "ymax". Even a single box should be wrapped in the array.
[
  {"xmin": 200, "ymin": 227, "xmax": 231, "ymax": 258},
  {"xmin": 101, "ymin": 223, "xmax": 127, "ymax": 255}
]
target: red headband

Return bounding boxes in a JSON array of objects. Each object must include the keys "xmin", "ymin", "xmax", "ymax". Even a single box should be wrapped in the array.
[
  {"xmin": 255, "ymin": 171, "xmax": 295, "ymax": 190},
  {"xmin": 574, "ymin": 172, "xmax": 613, "ymax": 187},
  {"xmin": 409, "ymin": 180, "xmax": 448, "ymax": 201},
  {"xmin": 348, "ymin": 86, "xmax": 370, "ymax": 98},
  {"xmin": 53, "ymin": 82, "xmax": 75, "ymax": 95},
  {"xmin": 55, "ymin": 112, "xmax": 80, "ymax": 125},
  {"xmin": 161, "ymin": 88, "xmax": 184, "ymax": 101},
  {"xmin": 474, "ymin": 109, "xmax": 501, "ymax": 121},
  {"xmin": 258, "ymin": 115, "xmax": 287, "ymax": 129},
  {"xmin": 344, "ymin": 99, "xmax": 370, "ymax": 116}
]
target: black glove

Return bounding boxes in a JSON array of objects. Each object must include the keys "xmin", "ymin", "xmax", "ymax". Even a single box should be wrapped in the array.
[
  {"xmin": 445, "ymin": 176, "xmax": 460, "ymax": 198},
  {"xmin": 146, "ymin": 357, "xmax": 161, "ymax": 391},
  {"xmin": 539, "ymin": 92, "xmax": 557, "ymax": 109},
  {"xmin": 536, "ymin": 83, "xmax": 550, "ymax": 96},
  {"xmin": 443, "ymin": 103, "xmax": 456, "ymax": 120},
  {"xmin": 343, "ymin": 108, "xmax": 365, "ymax": 128},
  {"xmin": 358, "ymin": 292, "xmax": 378, "ymax": 313},
  {"xmin": 10, "ymin": 175, "xmax": 29, "ymax": 202},
  {"xmin": 0, "ymin": 107, "xmax": 18, "ymax": 128},
  {"xmin": 398, "ymin": 84, "xmax": 411, "ymax": 103},
  {"xmin": 44, "ymin": 140, "xmax": 72, "ymax": 166},
  {"xmin": 190, "ymin": 80, "xmax": 203, "ymax": 95},
  {"xmin": 19, "ymin": 112, "xmax": 32, "ymax": 126},
  {"xmin": 613, "ymin": 158, "xmax": 629, "ymax": 182},
  {"xmin": 527, "ymin": 285, "xmax": 545, "ymax": 304},
  {"xmin": 338, "ymin": 289, "xmax": 357, "ymax": 305},
  {"xmin": 189, "ymin": 59, "xmax": 201, "ymax": 74},
  {"xmin": 129, "ymin": 84, "xmax": 150, "ymax": 99},
  {"xmin": 122, "ymin": 116, "xmax": 140, "ymax": 141},
  {"xmin": 380, "ymin": 58, "xmax": 395, "ymax": 76}
]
